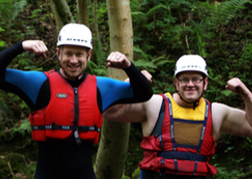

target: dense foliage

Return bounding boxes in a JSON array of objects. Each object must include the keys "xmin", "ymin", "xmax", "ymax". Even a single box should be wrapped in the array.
[{"xmin": 0, "ymin": 0, "xmax": 252, "ymax": 178}]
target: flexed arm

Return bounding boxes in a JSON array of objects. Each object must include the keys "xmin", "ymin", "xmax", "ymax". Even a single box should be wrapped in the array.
[
  {"xmin": 0, "ymin": 41, "xmax": 24, "ymax": 70},
  {"xmin": 225, "ymin": 77, "xmax": 252, "ymax": 126},
  {"xmin": 212, "ymin": 77, "xmax": 252, "ymax": 140},
  {"xmin": 0, "ymin": 40, "xmax": 47, "ymax": 71},
  {"xmin": 0, "ymin": 40, "xmax": 49, "ymax": 111},
  {"xmin": 22, "ymin": 40, "xmax": 48, "ymax": 58},
  {"xmin": 106, "ymin": 51, "xmax": 131, "ymax": 68},
  {"xmin": 105, "ymin": 51, "xmax": 153, "ymax": 103}
]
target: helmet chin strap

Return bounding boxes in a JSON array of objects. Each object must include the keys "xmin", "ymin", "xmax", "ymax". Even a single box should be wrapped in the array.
[
  {"xmin": 177, "ymin": 92, "xmax": 203, "ymax": 110},
  {"xmin": 176, "ymin": 79, "xmax": 206, "ymax": 110}
]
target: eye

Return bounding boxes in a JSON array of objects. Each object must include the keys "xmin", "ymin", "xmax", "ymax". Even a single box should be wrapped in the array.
[
  {"xmin": 179, "ymin": 78, "xmax": 189, "ymax": 84},
  {"xmin": 192, "ymin": 78, "xmax": 199, "ymax": 82},
  {"xmin": 192, "ymin": 78, "xmax": 203, "ymax": 84},
  {"xmin": 76, "ymin": 53, "xmax": 84, "ymax": 57},
  {"xmin": 65, "ymin": 52, "xmax": 72, "ymax": 57}
]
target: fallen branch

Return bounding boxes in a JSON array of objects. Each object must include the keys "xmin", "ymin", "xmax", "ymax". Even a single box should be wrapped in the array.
[{"xmin": 7, "ymin": 161, "xmax": 15, "ymax": 177}]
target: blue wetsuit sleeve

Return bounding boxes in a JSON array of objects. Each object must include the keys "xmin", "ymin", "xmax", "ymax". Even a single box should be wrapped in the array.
[
  {"xmin": 97, "ymin": 77, "xmax": 133, "ymax": 112},
  {"xmin": 5, "ymin": 69, "xmax": 47, "ymax": 105},
  {"xmin": 97, "ymin": 63, "xmax": 153, "ymax": 112},
  {"xmin": 0, "ymin": 41, "xmax": 48, "ymax": 109}
]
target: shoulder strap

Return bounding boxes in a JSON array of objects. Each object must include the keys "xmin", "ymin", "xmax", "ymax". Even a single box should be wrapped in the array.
[
  {"xmin": 151, "ymin": 98, "xmax": 165, "ymax": 136},
  {"xmin": 44, "ymin": 69, "xmax": 57, "ymax": 76}
]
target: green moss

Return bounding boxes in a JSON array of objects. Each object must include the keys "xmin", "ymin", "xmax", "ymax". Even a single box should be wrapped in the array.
[
  {"xmin": 121, "ymin": 175, "xmax": 131, "ymax": 179},
  {"xmin": 0, "ymin": 153, "xmax": 36, "ymax": 179},
  {"xmin": 0, "ymin": 156, "xmax": 10, "ymax": 179},
  {"xmin": 132, "ymin": 167, "xmax": 140, "ymax": 179}
]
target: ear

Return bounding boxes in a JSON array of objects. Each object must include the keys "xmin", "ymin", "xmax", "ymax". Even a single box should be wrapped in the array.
[
  {"xmin": 174, "ymin": 78, "xmax": 179, "ymax": 91},
  {"xmin": 56, "ymin": 48, "xmax": 60, "ymax": 60},
  {"xmin": 203, "ymin": 77, "xmax": 208, "ymax": 91},
  {"xmin": 87, "ymin": 49, "xmax": 92, "ymax": 62}
]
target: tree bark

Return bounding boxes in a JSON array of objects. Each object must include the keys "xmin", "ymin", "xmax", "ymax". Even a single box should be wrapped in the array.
[
  {"xmin": 90, "ymin": 0, "xmax": 101, "ymax": 64},
  {"xmin": 50, "ymin": 0, "xmax": 74, "ymax": 30},
  {"xmin": 92, "ymin": 0, "xmax": 99, "ymax": 48},
  {"xmin": 94, "ymin": 0, "xmax": 133, "ymax": 178},
  {"xmin": 77, "ymin": 0, "xmax": 89, "ymax": 26},
  {"xmin": 105, "ymin": 0, "xmax": 133, "ymax": 81},
  {"xmin": 48, "ymin": 0, "xmax": 64, "ymax": 32},
  {"xmin": 93, "ymin": 0, "xmax": 99, "ymax": 41}
]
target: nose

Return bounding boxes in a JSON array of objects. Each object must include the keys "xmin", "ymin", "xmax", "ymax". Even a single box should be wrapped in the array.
[
  {"xmin": 187, "ymin": 79, "xmax": 194, "ymax": 86},
  {"xmin": 70, "ymin": 55, "xmax": 78, "ymax": 63}
]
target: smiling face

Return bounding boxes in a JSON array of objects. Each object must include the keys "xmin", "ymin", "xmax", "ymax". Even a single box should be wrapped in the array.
[
  {"xmin": 57, "ymin": 45, "xmax": 92, "ymax": 81},
  {"xmin": 175, "ymin": 71, "xmax": 208, "ymax": 103}
]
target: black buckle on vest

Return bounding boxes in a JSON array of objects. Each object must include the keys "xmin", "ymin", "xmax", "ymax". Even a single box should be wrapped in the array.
[
  {"xmin": 78, "ymin": 126, "xmax": 89, "ymax": 131},
  {"xmin": 52, "ymin": 122, "xmax": 56, "ymax": 130},
  {"xmin": 94, "ymin": 125, "xmax": 100, "ymax": 132}
]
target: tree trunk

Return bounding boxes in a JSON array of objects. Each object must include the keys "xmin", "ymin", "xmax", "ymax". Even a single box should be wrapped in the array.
[
  {"xmin": 94, "ymin": 0, "xmax": 133, "ymax": 178},
  {"xmin": 93, "ymin": 0, "xmax": 99, "ymax": 42},
  {"xmin": 50, "ymin": 0, "xmax": 74, "ymax": 30},
  {"xmin": 105, "ymin": 0, "xmax": 133, "ymax": 81},
  {"xmin": 90, "ymin": 0, "xmax": 101, "ymax": 64},
  {"xmin": 92, "ymin": 0, "xmax": 99, "ymax": 45},
  {"xmin": 48, "ymin": 0, "xmax": 64, "ymax": 32},
  {"xmin": 77, "ymin": 0, "xmax": 89, "ymax": 26}
]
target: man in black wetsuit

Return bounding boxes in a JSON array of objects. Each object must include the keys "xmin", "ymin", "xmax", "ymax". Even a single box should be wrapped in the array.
[{"xmin": 0, "ymin": 23, "xmax": 153, "ymax": 179}]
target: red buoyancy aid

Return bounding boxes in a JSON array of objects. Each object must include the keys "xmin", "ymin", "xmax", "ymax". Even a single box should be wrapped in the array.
[
  {"xmin": 139, "ymin": 93, "xmax": 217, "ymax": 176},
  {"xmin": 29, "ymin": 70, "xmax": 103, "ymax": 144}
]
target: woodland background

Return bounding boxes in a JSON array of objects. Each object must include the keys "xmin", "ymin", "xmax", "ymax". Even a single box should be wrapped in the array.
[{"xmin": 0, "ymin": 0, "xmax": 252, "ymax": 179}]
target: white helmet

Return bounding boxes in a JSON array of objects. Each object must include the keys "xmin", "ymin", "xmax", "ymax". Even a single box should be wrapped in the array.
[
  {"xmin": 57, "ymin": 23, "xmax": 92, "ymax": 49},
  {"xmin": 174, "ymin": 54, "xmax": 208, "ymax": 77}
]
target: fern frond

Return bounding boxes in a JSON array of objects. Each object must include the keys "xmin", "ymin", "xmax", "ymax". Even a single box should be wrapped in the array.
[
  {"xmin": 0, "ymin": 0, "xmax": 27, "ymax": 25},
  {"xmin": 131, "ymin": 11, "xmax": 147, "ymax": 23},
  {"xmin": 169, "ymin": 0, "xmax": 192, "ymax": 7},
  {"xmin": 200, "ymin": 0, "xmax": 251, "ymax": 27},
  {"xmin": 133, "ymin": 46, "xmax": 148, "ymax": 59},
  {"xmin": 155, "ymin": 59, "xmax": 174, "ymax": 67},
  {"xmin": 133, "ymin": 59, "xmax": 157, "ymax": 69},
  {"xmin": 146, "ymin": 4, "xmax": 169, "ymax": 17}
]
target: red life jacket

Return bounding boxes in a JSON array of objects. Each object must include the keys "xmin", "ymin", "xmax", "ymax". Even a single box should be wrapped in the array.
[
  {"xmin": 139, "ymin": 93, "xmax": 217, "ymax": 176},
  {"xmin": 29, "ymin": 70, "xmax": 103, "ymax": 144}
]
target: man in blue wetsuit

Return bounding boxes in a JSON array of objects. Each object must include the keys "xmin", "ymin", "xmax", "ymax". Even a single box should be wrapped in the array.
[{"xmin": 0, "ymin": 23, "xmax": 153, "ymax": 179}]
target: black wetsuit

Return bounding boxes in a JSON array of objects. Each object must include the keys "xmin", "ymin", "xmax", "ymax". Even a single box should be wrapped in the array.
[{"xmin": 0, "ymin": 41, "xmax": 153, "ymax": 179}]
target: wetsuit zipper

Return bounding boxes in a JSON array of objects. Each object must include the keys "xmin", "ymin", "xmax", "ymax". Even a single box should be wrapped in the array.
[{"xmin": 73, "ymin": 87, "xmax": 81, "ymax": 145}]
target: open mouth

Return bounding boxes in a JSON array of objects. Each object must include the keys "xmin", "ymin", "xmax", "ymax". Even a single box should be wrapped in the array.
[
  {"xmin": 185, "ymin": 87, "xmax": 196, "ymax": 91},
  {"xmin": 68, "ymin": 65, "xmax": 80, "ymax": 70}
]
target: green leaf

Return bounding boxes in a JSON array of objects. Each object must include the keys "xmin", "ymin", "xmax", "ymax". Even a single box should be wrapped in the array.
[
  {"xmin": 0, "ymin": 41, "xmax": 5, "ymax": 47},
  {"xmin": 19, "ymin": 120, "xmax": 31, "ymax": 134},
  {"xmin": 220, "ymin": 90, "xmax": 233, "ymax": 97}
]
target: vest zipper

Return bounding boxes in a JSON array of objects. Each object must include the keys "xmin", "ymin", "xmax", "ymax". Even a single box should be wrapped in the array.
[{"xmin": 73, "ymin": 87, "xmax": 81, "ymax": 145}]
